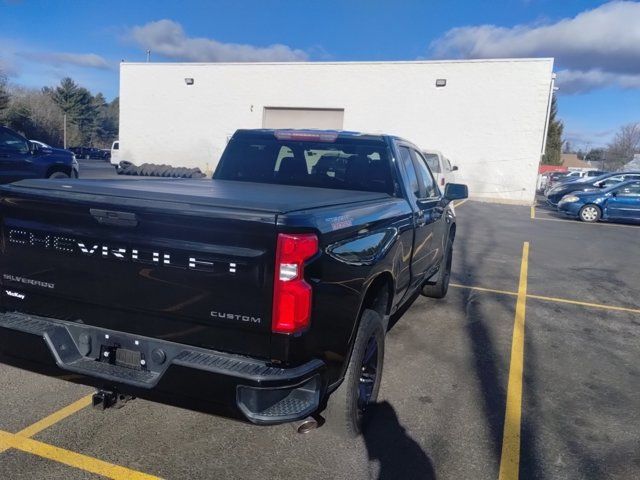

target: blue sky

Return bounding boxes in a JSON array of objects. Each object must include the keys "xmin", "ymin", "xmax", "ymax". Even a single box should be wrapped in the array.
[{"xmin": 1, "ymin": 0, "xmax": 639, "ymax": 149}]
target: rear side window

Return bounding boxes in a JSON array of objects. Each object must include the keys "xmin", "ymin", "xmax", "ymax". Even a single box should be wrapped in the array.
[
  {"xmin": 411, "ymin": 150, "xmax": 439, "ymax": 198},
  {"xmin": 423, "ymin": 153, "xmax": 441, "ymax": 173},
  {"xmin": 616, "ymin": 182, "xmax": 640, "ymax": 196},
  {"xmin": 0, "ymin": 128, "xmax": 29, "ymax": 154},
  {"xmin": 398, "ymin": 147, "xmax": 420, "ymax": 198},
  {"xmin": 215, "ymin": 135, "xmax": 394, "ymax": 194},
  {"xmin": 600, "ymin": 176, "xmax": 624, "ymax": 187}
]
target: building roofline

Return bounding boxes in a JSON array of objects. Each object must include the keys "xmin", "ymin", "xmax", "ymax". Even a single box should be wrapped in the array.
[{"xmin": 121, "ymin": 58, "xmax": 554, "ymax": 67}]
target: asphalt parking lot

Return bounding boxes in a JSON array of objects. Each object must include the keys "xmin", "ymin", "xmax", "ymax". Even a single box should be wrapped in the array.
[{"xmin": 1, "ymin": 172, "xmax": 639, "ymax": 479}]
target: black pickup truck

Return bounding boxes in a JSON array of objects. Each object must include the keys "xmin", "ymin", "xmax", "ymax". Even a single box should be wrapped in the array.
[{"xmin": 0, "ymin": 129, "xmax": 467, "ymax": 436}]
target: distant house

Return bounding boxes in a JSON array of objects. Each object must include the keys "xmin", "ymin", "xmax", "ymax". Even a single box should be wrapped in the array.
[{"xmin": 561, "ymin": 153, "xmax": 591, "ymax": 169}]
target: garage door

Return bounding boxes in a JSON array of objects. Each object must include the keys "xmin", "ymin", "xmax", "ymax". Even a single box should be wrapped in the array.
[{"xmin": 262, "ymin": 107, "xmax": 344, "ymax": 130}]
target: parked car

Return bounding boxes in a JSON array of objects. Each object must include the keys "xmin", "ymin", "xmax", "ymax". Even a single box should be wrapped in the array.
[
  {"xmin": 546, "ymin": 171, "xmax": 640, "ymax": 206},
  {"xmin": 422, "ymin": 150, "xmax": 458, "ymax": 189},
  {"xmin": 0, "ymin": 126, "xmax": 78, "ymax": 183},
  {"xmin": 537, "ymin": 171, "xmax": 561, "ymax": 192},
  {"xmin": 543, "ymin": 171, "xmax": 571, "ymax": 193},
  {"xmin": 558, "ymin": 170, "xmax": 607, "ymax": 183},
  {"xmin": 110, "ymin": 140, "xmax": 120, "ymax": 167},
  {"xmin": 0, "ymin": 129, "xmax": 467, "ymax": 437},
  {"xmin": 557, "ymin": 180, "xmax": 640, "ymax": 223},
  {"xmin": 70, "ymin": 146, "xmax": 110, "ymax": 161}
]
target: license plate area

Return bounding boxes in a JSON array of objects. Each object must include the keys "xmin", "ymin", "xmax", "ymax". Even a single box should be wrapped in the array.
[{"xmin": 115, "ymin": 348, "xmax": 142, "ymax": 370}]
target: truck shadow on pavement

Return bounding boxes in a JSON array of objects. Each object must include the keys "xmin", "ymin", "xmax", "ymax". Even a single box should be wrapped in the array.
[
  {"xmin": 363, "ymin": 401, "xmax": 436, "ymax": 480},
  {"xmin": 455, "ymin": 225, "xmax": 544, "ymax": 479}
]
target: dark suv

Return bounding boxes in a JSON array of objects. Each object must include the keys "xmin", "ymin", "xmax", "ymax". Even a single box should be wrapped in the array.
[
  {"xmin": 70, "ymin": 146, "xmax": 110, "ymax": 160},
  {"xmin": 0, "ymin": 126, "xmax": 79, "ymax": 183}
]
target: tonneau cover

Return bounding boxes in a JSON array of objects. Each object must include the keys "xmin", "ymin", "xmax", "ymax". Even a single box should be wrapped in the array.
[{"xmin": 1, "ymin": 179, "xmax": 391, "ymax": 214}]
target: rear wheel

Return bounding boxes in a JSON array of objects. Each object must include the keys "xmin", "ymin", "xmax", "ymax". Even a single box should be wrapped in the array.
[
  {"xmin": 324, "ymin": 309, "xmax": 385, "ymax": 438},
  {"xmin": 48, "ymin": 172, "xmax": 69, "ymax": 179},
  {"xmin": 421, "ymin": 237, "xmax": 453, "ymax": 299},
  {"xmin": 579, "ymin": 204, "xmax": 601, "ymax": 223}
]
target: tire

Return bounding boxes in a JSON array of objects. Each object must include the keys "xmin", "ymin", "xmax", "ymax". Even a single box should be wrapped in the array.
[
  {"xmin": 48, "ymin": 172, "xmax": 69, "ymax": 179},
  {"xmin": 421, "ymin": 236, "xmax": 453, "ymax": 299},
  {"xmin": 579, "ymin": 204, "xmax": 601, "ymax": 223},
  {"xmin": 324, "ymin": 309, "xmax": 385, "ymax": 438}
]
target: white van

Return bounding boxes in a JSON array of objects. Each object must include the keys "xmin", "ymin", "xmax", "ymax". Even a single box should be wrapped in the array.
[
  {"xmin": 110, "ymin": 140, "xmax": 120, "ymax": 167},
  {"xmin": 422, "ymin": 150, "xmax": 458, "ymax": 189}
]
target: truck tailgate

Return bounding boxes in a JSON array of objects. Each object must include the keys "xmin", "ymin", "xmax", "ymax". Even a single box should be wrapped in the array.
[{"xmin": 0, "ymin": 180, "xmax": 279, "ymax": 359}]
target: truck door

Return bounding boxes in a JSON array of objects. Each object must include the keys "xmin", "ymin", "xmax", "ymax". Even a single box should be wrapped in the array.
[
  {"xmin": 397, "ymin": 145, "xmax": 442, "ymax": 288},
  {"xmin": 605, "ymin": 182, "xmax": 640, "ymax": 219},
  {"xmin": 0, "ymin": 128, "xmax": 34, "ymax": 184}
]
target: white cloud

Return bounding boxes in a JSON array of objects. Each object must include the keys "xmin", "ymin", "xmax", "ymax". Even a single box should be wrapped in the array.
[
  {"xmin": 128, "ymin": 19, "xmax": 308, "ymax": 62},
  {"xmin": 429, "ymin": 1, "xmax": 640, "ymax": 93},
  {"xmin": 23, "ymin": 52, "xmax": 111, "ymax": 70},
  {"xmin": 556, "ymin": 68, "xmax": 640, "ymax": 94}
]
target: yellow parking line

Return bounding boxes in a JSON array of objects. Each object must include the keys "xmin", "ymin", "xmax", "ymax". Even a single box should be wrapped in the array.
[
  {"xmin": 0, "ymin": 394, "xmax": 93, "ymax": 455},
  {"xmin": 450, "ymin": 284, "xmax": 640, "ymax": 314},
  {"xmin": 454, "ymin": 198, "xmax": 469, "ymax": 208},
  {"xmin": 17, "ymin": 394, "xmax": 93, "ymax": 438},
  {"xmin": 534, "ymin": 216, "xmax": 640, "ymax": 229},
  {"xmin": 527, "ymin": 294, "xmax": 640, "ymax": 314},
  {"xmin": 530, "ymin": 206, "xmax": 535, "ymax": 219},
  {"xmin": 450, "ymin": 283, "xmax": 518, "ymax": 297},
  {"xmin": 0, "ymin": 430, "xmax": 160, "ymax": 480},
  {"xmin": 498, "ymin": 242, "xmax": 529, "ymax": 480}
]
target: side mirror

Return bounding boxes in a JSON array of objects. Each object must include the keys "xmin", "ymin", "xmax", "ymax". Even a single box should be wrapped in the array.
[
  {"xmin": 611, "ymin": 191, "xmax": 618, "ymax": 197},
  {"xmin": 452, "ymin": 165, "xmax": 459, "ymax": 171},
  {"xmin": 444, "ymin": 183, "xmax": 468, "ymax": 201},
  {"xmin": 29, "ymin": 142, "xmax": 40, "ymax": 155}
]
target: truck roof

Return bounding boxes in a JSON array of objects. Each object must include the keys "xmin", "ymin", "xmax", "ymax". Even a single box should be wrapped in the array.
[{"xmin": 233, "ymin": 128, "xmax": 412, "ymax": 144}]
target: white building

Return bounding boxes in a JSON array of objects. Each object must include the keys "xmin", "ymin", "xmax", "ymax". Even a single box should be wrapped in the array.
[{"xmin": 119, "ymin": 58, "xmax": 554, "ymax": 204}]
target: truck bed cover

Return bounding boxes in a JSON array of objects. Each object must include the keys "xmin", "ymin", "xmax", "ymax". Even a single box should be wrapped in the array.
[{"xmin": 1, "ymin": 179, "xmax": 391, "ymax": 214}]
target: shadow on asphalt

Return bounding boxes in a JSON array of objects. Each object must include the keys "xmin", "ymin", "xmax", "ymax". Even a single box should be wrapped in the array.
[
  {"xmin": 363, "ymin": 401, "xmax": 436, "ymax": 480},
  {"xmin": 455, "ymin": 221, "xmax": 544, "ymax": 478}
]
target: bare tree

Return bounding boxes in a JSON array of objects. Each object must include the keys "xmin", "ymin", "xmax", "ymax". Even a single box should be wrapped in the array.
[
  {"xmin": 3, "ymin": 85, "xmax": 78, "ymax": 147},
  {"xmin": 0, "ymin": 71, "xmax": 10, "ymax": 112},
  {"xmin": 607, "ymin": 122, "xmax": 640, "ymax": 170}
]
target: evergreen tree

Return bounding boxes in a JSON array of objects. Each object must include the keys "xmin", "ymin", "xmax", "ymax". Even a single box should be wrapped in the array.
[
  {"xmin": 50, "ymin": 77, "xmax": 97, "ymax": 145},
  {"xmin": 541, "ymin": 95, "xmax": 564, "ymax": 165}
]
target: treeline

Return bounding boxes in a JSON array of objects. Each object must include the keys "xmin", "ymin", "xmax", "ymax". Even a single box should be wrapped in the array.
[{"xmin": 0, "ymin": 74, "xmax": 118, "ymax": 149}]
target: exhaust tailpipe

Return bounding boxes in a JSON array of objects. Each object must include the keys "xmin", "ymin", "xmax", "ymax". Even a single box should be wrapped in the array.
[{"xmin": 296, "ymin": 416, "xmax": 319, "ymax": 434}]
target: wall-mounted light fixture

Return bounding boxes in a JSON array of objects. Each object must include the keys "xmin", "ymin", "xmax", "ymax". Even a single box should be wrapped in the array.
[
  {"xmin": 184, "ymin": 78, "xmax": 195, "ymax": 85},
  {"xmin": 435, "ymin": 79, "xmax": 447, "ymax": 87}
]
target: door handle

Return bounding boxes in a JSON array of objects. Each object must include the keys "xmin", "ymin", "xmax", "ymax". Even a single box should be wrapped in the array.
[{"xmin": 415, "ymin": 212, "xmax": 427, "ymax": 227}]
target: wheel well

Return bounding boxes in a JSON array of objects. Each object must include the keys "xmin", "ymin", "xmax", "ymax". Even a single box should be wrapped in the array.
[
  {"xmin": 361, "ymin": 272, "xmax": 393, "ymax": 319},
  {"xmin": 449, "ymin": 224, "xmax": 456, "ymax": 242},
  {"xmin": 45, "ymin": 165, "xmax": 71, "ymax": 178}
]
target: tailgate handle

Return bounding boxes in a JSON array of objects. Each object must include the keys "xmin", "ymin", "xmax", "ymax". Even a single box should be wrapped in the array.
[{"xmin": 90, "ymin": 209, "xmax": 138, "ymax": 227}]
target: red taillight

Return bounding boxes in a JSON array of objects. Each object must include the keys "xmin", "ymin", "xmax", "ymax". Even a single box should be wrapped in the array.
[{"xmin": 272, "ymin": 233, "xmax": 318, "ymax": 334}]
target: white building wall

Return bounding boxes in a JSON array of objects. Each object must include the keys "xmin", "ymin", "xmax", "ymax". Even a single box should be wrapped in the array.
[{"xmin": 120, "ymin": 59, "xmax": 554, "ymax": 204}]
